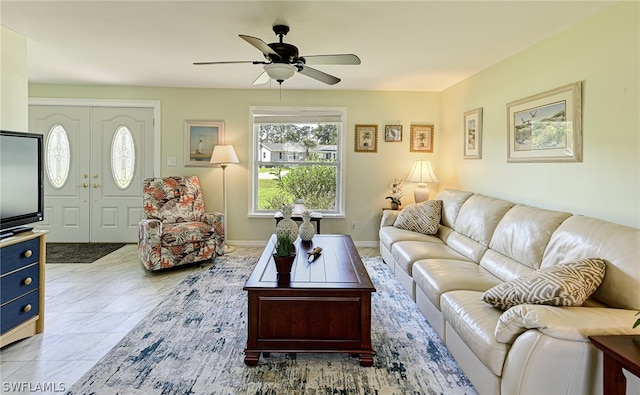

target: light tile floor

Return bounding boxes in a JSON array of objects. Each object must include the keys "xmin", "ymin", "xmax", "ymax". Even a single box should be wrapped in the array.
[{"xmin": 0, "ymin": 244, "xmax": 379, "ymax": 394}]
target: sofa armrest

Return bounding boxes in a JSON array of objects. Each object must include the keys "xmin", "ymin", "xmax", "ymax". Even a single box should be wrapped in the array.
[
  {"xmin": 380, "ymin": 209, "xmax": 399, "ymax": 228},
  {"xmin": 200, "ymin": 212, "xmax": 224, "ymax": 228},
  {"xmin": 139, "ymin": 218, "xmax": 162, "ymax": 240},
  {"xmin": 495, "ymin": 304, "xmax": 640, "ymax": 344}
]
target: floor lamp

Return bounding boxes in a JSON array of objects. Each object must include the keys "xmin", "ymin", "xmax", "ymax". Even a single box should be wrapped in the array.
[{"xmin": 210, "ymin": 145, "xmax": 239, "ymax": 253}]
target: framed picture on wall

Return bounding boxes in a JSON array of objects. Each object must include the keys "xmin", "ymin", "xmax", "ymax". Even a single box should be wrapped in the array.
[
  {"xmin": 354, "ymin": 124, "xmax": 378, "ymax": 153},
  {"xmin": 463, "ymin": 108, "xmax": 483, "ymax": 159},
  {"xmin": 184, "ymin": 120, "xmax": 225, "ymax": 166},
  {"xmin": 409, "ymin": 124, "xmax": 434, "ymax": 153},
  {"xmin": 384, "ymin": 125, "xmax": 402, "ymax": 142},
  {"xmin": 507, "ymin": 81, "xmax": 582, "ymax": 163}
]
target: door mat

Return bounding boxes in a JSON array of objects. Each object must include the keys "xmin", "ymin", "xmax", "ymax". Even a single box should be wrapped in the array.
[{"xmin": 46, "ymin": 243, "xmax": 127, "ymax": 263}]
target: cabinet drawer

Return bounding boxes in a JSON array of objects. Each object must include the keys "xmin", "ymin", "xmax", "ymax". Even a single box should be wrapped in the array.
[
  {"xmin": 0, "ymin": 238, "xmax": 39, "ymax": 275},
  {"xmin": 0, "ymin": 290, "xmax": 39, "ymax": 334},
  {"xmin": 1, "ymin": 264, "xmax": 39, "ymax": 305}
]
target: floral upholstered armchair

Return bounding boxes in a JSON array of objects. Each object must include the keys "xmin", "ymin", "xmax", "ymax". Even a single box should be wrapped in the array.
[{"xmin": 138, "ymin": 176, "xmax": 224, "ymax": 271}]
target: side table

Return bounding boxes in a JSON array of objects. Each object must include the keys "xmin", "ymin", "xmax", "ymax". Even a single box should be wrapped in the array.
[{"xmin": 589, "ymin": 335, "xmax": 640, "ymax": 395}]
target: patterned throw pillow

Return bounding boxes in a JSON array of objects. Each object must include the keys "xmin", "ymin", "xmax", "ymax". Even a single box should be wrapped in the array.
[
  {"xmin": 393, "ymin": 200, "xmax": 443, "ymax": 235},
  {"xmin": 482, "ymin": 258, "xmax": 606, "ymax": 310}
]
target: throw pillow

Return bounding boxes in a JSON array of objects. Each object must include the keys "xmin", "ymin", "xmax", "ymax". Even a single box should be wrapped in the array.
[
  {"xmin": 393, "ymin": 200, "xmax": 443, "ymax": 235},
  {"xmin": 481, "ymin": 258, "xmax": 606, "ymax": 310}
]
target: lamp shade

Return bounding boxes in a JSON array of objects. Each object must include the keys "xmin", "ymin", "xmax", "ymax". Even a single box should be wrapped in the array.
[
  {"xmin": 210, "ymin": 145, "xmax": 239, "ymax": 165},
  {"xmin": 264, "ymin": 63, "xmax": 297, "ymax": 83},
  {"xmin": 406, "ymin": 160, "xmax": 438, "ymax": 184}
]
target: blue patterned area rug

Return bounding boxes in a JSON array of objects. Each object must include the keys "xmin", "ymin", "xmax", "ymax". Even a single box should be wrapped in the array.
[{"xmin": 68, "ymin": 256, "xmax": 477, "ymax": 394}]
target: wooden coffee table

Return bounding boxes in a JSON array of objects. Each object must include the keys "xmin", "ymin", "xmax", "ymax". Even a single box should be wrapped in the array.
[{"xmin": 243, "ymin": 234, "xmax": 376, "ymax": 366}]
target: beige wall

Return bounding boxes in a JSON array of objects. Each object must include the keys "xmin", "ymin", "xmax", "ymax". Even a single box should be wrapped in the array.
[
  {"xmin": 440, "ymin": 1, "xmax": 639, "ymax": 228},
  {"xmin": 1, "ymin": 26, "xmax": 28, "ymax": 130},
  {"xmin": 28, "ymin": 85, "xmax": 439, "ymax": 243},
  {"xmin": 27, "ymin": 1, "xmax": 639, "ymax": 244}
]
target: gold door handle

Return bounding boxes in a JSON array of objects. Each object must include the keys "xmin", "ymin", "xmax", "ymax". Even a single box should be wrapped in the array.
[
  {"xmin": 23, "ymin": 304, "xmax": 32, "ymax": 313},
  {"xmin": 93, "ymin": 183, "xmax": 101, "ymax": 188},
  {"xmin": 24, "ymin": 277, "xmax": 33, "ymax": 285},
  {"xmin": 24, "ymin": 250, "xmax": 32, "ymax": 258},
  {"xmin": 77, "ymin": 183, "xmax": 89, "ymax": 188}
]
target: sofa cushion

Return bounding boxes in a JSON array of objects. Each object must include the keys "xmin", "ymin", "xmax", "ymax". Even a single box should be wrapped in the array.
[
  {"xmin": 435, "ymin": 189, "xmax": 474, "ymax": 228},
  {"xmin": 393, "ymin": 200, "xmax": 442, "ymax": 235},
  {"xmin": 392, "ymin": 240, "xmax": 469, "ymax": 276},
  {"xmin": 541, "ymin": 215, "xmax": 640, "ymax": 310},
  {"xmin": 379, "ymin": 225, "xmax": 442, "ymax": 252},
  {"xmin": 161, "ymin": 222, "xmax": 216, "ymax": 246},
  {"xmin": 481, "ymin": 258, "xmax": 606, "ymax": 310},
  {"xmin": 454, "ymin": 194, "xmax": 514, "ymax": 247},
  {"xmin": 489, "ymin": 204, "xmax": 571, "ymax": 270},
  {"xmin": 441, "ymin": 290, "xmax": 510, "ymax": 376},
  {"xmin": 413, "ymin": 259, "xmax": 502, "ymax": 309}
]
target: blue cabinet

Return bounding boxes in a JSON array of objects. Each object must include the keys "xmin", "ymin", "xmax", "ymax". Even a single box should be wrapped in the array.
[{"xmin": 0, "ymin": 231, "xmax": 47, "ymax": 347}]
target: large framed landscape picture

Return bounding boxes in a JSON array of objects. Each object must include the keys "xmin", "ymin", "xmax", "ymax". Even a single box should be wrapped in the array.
[
  {"xmin": 184, "ymin": 120, "xmax": 225, "ymax": 166},
  {"xmin": 507, "ymin": 81, "xmax": 582, "ymax": 163}
]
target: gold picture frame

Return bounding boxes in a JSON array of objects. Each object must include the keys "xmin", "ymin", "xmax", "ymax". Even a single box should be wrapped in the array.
[
  {"xmin": 384, "ymin": 125, "xmax": 402, "ymax": 142},
  {"xmin": 354, "ymin": 124, "xmax": 378, "ymax": 153},
  {"xmin": 507, "ymin": 81, "xmax": 582, "ymax": 163},
  {"xmin": 184, "ymin": 120, "xmax": 225, "ymax": 167},
  {"xmin": 409, "ymin": 124, "xmax": 434, "ymax": 153},
  {"xmin": 463, "ymin": 108, "xmax": 483, "ymax": 159}
]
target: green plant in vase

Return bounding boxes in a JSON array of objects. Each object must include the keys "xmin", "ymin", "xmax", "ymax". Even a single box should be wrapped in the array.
[
  {"xmin": 274, "ymin": 231, "xmax": 295, "ymax": 257},
  {"xmin": 273, "ymin": 231, "xmax": 296, "ymax": 282}
]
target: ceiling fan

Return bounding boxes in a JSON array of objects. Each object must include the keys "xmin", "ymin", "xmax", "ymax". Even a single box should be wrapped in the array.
[{"xmin": 194, "ymin": 24, "xmax": 361, "ymax": 86}]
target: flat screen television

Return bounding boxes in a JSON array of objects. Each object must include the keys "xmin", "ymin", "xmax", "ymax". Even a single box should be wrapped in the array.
[{"xmin": 0, "ymin": 130, "xmax": 45, "ymax": 239}]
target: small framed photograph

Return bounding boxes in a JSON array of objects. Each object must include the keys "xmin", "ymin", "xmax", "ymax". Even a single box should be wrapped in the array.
[
  {"xmin": 409, "ymin": 124, "xmax": 434, "ymax": 153},
  {"xmin": 384, "ymin": 125, "xmax": 402, "ymax": 142},
  {"xmin": 354, "ymin": 124, "xmax": 378, "ymax": 153},
  {"xmin": 507, "ymin": 81, "xmax": 582, "ymax": 163},
  {"xmin": 184, "ymin": 120, "xmax": 225, "ymax": 167},
  {"xmin": 463, "ymin": 108, "xmax": 483, "ymax": 159}
]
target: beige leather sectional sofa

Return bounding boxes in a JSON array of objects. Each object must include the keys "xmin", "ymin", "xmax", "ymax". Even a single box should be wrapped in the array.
[{"xmin": 379, "ymin": 189, "xmax": 639, "ymax": 395}]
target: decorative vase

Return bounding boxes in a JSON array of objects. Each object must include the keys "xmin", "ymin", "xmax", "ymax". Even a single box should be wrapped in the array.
[
  {"xmin": 391, "ymin": 202, "xmax": 400, "ymax": 210},
  {"xmin": 293, "ymin": 198, "xmax": 306, "ymax": 215},
  {"xmin": 276, "ymin": 205, "xmax": 298, "ymax": 241},
  {"xmin": 298, "ymin": 211, "xmax": 316, "ymax": 242},
  {"xmin": 273, "ymin": 253, "xmax": 296, "ymax": 283}
]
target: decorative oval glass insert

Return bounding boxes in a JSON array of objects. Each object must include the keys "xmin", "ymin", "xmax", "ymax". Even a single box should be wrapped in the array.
[
  {"xmin": 46, "ymin": 124, "xmax": 71, "ymax": 189},
  {"xmin": 111, "ymin": 126, "xmax": 136, "ymax": 189}
]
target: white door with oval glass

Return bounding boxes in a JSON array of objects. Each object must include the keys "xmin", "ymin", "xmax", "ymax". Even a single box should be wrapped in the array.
[{"xmin": 29, "ymin": 105, "xmax": 154, "ymax": 242}]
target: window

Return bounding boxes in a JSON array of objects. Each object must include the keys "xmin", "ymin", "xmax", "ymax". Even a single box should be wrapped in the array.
[
  {"xmin": 110, "ymin": 126, "xmax": 136, "ymax": 189},
  {"xmin": 45, "ymin": 124, "xmax": 71, "ymax": 189},
  {"xmin": 250, "ymin": 107, "xmax": 346, "ymax": 217}
]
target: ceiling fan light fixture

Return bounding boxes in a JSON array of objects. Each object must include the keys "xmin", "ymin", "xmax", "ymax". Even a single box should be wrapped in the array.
[{"xmin": 264, "ymin": 63, "xmax": 296, "ymax": 83}]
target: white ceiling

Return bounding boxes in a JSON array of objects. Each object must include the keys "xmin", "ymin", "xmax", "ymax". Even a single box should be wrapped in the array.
[{"xmin": 1, "ymin": 0, "xmax": 614, "ymax": 91}]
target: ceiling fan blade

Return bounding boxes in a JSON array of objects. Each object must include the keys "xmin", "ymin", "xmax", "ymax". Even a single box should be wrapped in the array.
[
  {"xmin": 239, "ymin": 35, "xmax": 281, "ymax": 59},
  {"xmin": 302, "ymin": 54, "xmax": 361, "ymax": 65},
  {"xmin": 298, "ymin": 66, "xmax": 341, "ymax": 85},
  {"xmin": 252, "ymin": 70, "xmax": 270, "ymax": 85},
  {"xmin": 193, "ymin": 60, "xmax": 266, "ymax": 65}
]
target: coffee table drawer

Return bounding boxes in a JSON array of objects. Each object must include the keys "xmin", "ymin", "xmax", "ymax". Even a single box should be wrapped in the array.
[{"xmin": 257, "ymin": 295, "xmax": 362, "ymax": 340}]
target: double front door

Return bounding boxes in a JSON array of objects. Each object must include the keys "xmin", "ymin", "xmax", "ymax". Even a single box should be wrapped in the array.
[{"xmin": 29, "ymin": 105, "xmax": 155, "ymax": 242}]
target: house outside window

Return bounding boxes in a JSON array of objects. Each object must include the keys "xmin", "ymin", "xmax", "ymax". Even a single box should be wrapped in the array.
[{"xmin": 250, "ymin": 106, "xmax": 346, "ymax": 217}]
